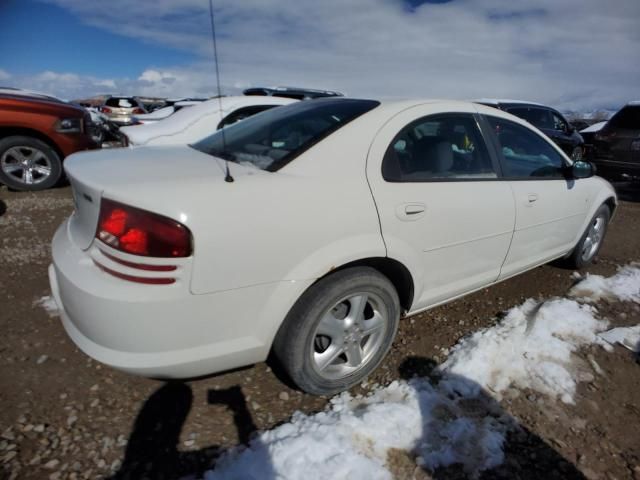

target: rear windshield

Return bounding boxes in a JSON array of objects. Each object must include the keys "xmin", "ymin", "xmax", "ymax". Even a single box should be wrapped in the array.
[
  {"xmin": 191, "ymin": 98, "xmax": 379, "ymax": 171},
  {"xmin": 105, "ymin": 97, "xmax": 138, "ymax": 108},
  {"xmin": 608, "ymin": 106, "xmax": 640, "ymax": 130}
]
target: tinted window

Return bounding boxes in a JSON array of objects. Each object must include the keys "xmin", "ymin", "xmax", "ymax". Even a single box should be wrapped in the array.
[
  {"xmin": 507, "ymin": 107, "xmax": 553, "ymax": 130},
  {"xmin": 105, "ymin": 97, "xmax": 138, "ymax": 108},
  {"xmin": 192, "ymin": 99, "xmax": 379, "ymax": 171},
  {"xmin": 217, "ymin": 105, "xmax": 277, "ymax": 129},
  {"xmin": 551, "ymin": 112, "xmax": 568, "ymax": 132},
  {"xmin": 487, "ymin": 116, "xmax": 566, "ymax": 178},
  {"xmin": 608, "ymin": 106, "xmax": 640, "ymax": 130},
  {"xmin": 382, "ymin": 114, "xmax": 496, "ymax": 181}
]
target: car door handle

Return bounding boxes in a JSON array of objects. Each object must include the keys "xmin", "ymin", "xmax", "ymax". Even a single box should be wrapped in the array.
[
  {"xmin": 527, "ymin": 194, "xmax": 539, "ymax": 203},
  {"xmin": 396, "ymin": 203, "xmax": 426, "ymax": 221},
  {"xmin": 405, "ymin": 204, "xmax": 425, "ymax": 215}
]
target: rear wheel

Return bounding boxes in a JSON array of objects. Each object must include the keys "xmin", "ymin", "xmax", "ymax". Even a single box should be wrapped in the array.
[
  {"xmin": 273, "ymin": 267, "xmax": 400, "ymax": 395},
  {"xmin": 565, "ymin": 204, "xmax": 610, "ymax": 269},
  {"xmin": 0, "ymin": 136, "xmax": 62, "ymax": 191}
]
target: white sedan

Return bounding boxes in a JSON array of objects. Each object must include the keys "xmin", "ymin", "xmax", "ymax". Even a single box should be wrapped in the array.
[
  {"xmin": 49, "ymin": 99, "xmax": 616, "ymax": 395},
  {"xmin": 120, "ymin": 95, "xmax": 296, "ymax": 146}
]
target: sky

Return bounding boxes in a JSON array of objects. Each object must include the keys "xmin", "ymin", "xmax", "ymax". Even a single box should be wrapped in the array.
[{"xmin": 0, "ymin": 0, "xmax": 638, "ymax": 111}]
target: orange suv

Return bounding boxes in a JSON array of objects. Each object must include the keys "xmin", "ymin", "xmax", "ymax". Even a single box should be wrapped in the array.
[{"xmin": 0, "ymin": 91, "xmax": 98, "ymax": 191}]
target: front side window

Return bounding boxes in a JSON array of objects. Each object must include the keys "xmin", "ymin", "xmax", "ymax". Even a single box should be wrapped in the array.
[
  {"xmin": 551, "ymin": 112, "xmax": 569, "ymax": 132},
  {"xmin": 192, "ymin": 99, "xmax": 379, "ymax": 171},
  {"xmin": 487, "ymin": 116, "xmax": 567, "ymax": 178},
  {"xmin": 382, "ymin": 114, "xmax": 496, "ymax": 181}
]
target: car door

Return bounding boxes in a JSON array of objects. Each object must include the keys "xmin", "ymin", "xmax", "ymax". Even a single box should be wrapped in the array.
[
  {"xmin": 480, "ymin": 114, "xmax": 592, "ymax": 278},
  {"xmin": 366, "ymin": 104, "xmax": 515, "ymax": 310}
]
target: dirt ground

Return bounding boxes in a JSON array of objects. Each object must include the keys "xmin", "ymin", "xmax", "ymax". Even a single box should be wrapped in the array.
[{"xmin": 1, "ymin": 182, "xmax": 639, "ymax": 480}]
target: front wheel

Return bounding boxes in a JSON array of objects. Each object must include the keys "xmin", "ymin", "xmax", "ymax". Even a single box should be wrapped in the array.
[
  {"xmin": 0, "ymin": 136, "xmax": 62, "ymax": 191},
  {"xmin": 565, "ymin": 204, "xmax": 610, "ymax": 269},
  {"xmin": 273, "ymin": 267, "xmax": 400, "ymax": 396}
]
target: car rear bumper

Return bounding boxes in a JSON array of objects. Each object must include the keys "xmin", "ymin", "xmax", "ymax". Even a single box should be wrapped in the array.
[{"xmin": 49, "ymin": 220, "xmax": 304, "ymax": 378}]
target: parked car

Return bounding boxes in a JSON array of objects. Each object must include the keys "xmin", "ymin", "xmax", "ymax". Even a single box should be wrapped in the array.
[
  {"xmin": 476, "ymin": 99, "xmax": 585, "ymax": 160},
  {"xmin": 131, "ymin": 101, "xmax": 203, "ymax": 125},
  {"xmin": 590, "ymin": 102, "xmax": 640, "ymax": 180},
  {"xmin": 0, "ymin": 92, "xmax": 97, "ymax": 190},
  {"xmin": 244, "ymin": 86, "xmax": 343, "ymax": 100},
  {"xmin": 120, "ymin": 96, "xmax": 296, "ymax": 146},
  {"xmin": 98, "ymin": 96, "xmax": 147, "ymax": 126},
  {"xmin": 579, "ymin": 121, "xmax": 608, "ymax": 164},
  {"xmin": 50, "ymin": 99, "xmax": 616, "ymax": 395}
]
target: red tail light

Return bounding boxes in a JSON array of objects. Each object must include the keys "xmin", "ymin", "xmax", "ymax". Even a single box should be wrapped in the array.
[
  {"xmin": 101, "ymin": 107, "xmax": 112, "ymax": 113},
  {"xmin": 96, "ymin": 199, "xmax": 192, "ymax": 257},
  {"xmin": 132, "ymin": 108, "xmax": 144, "ymax": 114}
]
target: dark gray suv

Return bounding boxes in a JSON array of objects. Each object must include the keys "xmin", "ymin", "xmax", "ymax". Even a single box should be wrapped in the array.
[{"xmin": 591, "ymin": 102, "xmax": 640, "ymax": 180}]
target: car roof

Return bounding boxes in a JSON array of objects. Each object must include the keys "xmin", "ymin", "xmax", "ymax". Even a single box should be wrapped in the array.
[
  {"xmin": 0, "ymin": 87, "xmax": 65, "ymax": 102},
  {"xmin": 474, "ymin": 98, "xmax": 547, "ymax": 108},
  {"xmin": 120, "ymin": 95, "xmax": 298, "ymax": 143},
  {"xmin": 244, "ymin": 86, "xmax": 343, "ymax": 99}
]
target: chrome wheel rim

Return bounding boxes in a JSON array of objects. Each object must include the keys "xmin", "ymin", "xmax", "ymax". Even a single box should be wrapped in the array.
[
  {"xmin": 581, "ymin": 214, "xmax": 606, "ymax": 262},
  {"xmin": 310, "ymin": 292, "xmax": 388, "ymax": 380},
  {"xmin": 1, "ymin": 146, "xmax": 52, "ymax": 185}
]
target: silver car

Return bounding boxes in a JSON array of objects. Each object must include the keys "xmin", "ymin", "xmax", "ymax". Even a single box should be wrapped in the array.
[{"xmin": 99, "ymin": 96, "xmax": 146, "ymax": 126}]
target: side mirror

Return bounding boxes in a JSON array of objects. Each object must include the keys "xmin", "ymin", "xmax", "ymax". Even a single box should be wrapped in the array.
[{"xmin": 572, "ymin": 160, "xmax": 595, "ymax": 179}]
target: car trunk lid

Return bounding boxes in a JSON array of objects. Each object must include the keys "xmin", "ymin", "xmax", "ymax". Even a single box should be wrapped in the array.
[{"xmin": 63, "ymin": 145, "xmax": 262, "ymax": 250}]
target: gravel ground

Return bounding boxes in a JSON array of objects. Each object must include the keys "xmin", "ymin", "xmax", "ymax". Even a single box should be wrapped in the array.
[{"xmin": 1, "ymin": 182, "xmax": 639, "ymax": 480}]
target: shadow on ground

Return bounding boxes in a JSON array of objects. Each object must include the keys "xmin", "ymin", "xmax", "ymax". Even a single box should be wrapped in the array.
[
  {"xmin": 107, "ymin": 382, "xmax": 273, "ymax": 480},
  {"xmin": 398, "ymin": 356, "xmax": 585, "ymax": 480},
  {"xmin": 109, "ymin": 357, "xmax": 587, "ymax": 480}
]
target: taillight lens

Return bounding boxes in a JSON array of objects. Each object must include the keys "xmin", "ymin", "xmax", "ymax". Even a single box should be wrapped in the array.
[
  {"xmin": 132, "ymin": 108, "xmax": 144, "ymax": 114},
  {"xmin": 101, "ymin": 106, "xmax": 112, "ymax": 113},
  {"xmin": 96, "ymin": 199, "xmax": 192, "ymax": 257}
]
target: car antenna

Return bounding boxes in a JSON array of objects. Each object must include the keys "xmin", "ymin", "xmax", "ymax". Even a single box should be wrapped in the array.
[{"xmin": 208, "ymin": 0, "xmax": 233, "ymax": 183}]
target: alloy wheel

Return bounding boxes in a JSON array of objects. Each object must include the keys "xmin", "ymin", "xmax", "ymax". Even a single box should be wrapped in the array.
[
  {"xmin": 581, "ymin": 214, "xmax": 606, "ymax": 262},
  {"xmin": 310, "ymin": 292, "xmax": 389, "ymax": 380},
  {"xmin": 1, "ymin": 146, "xmax": 53, "ymax": 186}
]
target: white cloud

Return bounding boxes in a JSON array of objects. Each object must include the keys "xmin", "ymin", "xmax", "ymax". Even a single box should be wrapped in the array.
[
  {"xmin": 20, "ymin": 0, "xmax": 640, "ymax": 109},
  {"xmin": 0, "ymin": 69, "xmax": 11, "ymax": 81}
]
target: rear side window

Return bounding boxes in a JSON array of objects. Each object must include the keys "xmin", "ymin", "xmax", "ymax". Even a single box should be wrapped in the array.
[
  {"xmin": 382, "ymin": 114, "xmax": 496, "ymax": 181},
  {"xmin": 487, "ymin": 116, "xmax": 566, "ymax": 178},
  {"xmin": 608, "ymin": 106, "xmax": 640, "ymax": 130},
  {"xmin": 192, "ymin": 99, "xmax": 379, "ymax": 171}
]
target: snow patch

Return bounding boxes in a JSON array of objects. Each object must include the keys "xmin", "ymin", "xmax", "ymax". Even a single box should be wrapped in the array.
[
  {"xmin": 569, "ymin": 264, "xmax": 640, "ymax": 303},
  {"xmin": 599, "ymin": 326, "xmax": 640, "ymax": 353},
  {"xmin": 440, "ymin": 298, "xmax": 608, "ymax": 404},
  {"xmin": 34, "ymin": 295, "xmax": 60, "ymax": 317},
  {"xmin": 205, "ymin": 380, "xmax": 507, "ymax": 480}
]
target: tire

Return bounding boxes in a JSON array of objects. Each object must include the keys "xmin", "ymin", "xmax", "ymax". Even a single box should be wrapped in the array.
[
  {"xmin": 0, "ymin": 136, "xmax": 62, "ymax": 191},
  {"xmin": 273, "ymin": 267, "xmax": 400, "ymax": 396},
  {"xmin": 564, "ymin": 204, "xmax": 610, "ymax": 269}
]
